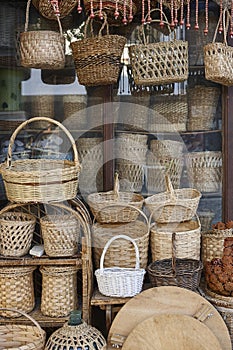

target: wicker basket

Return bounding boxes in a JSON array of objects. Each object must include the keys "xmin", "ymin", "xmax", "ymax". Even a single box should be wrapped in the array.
[
  {"xmin": 187, "ymin": 86, "xmax": 220, "ymax": 131},
  {"xmin": 150, "ymin": 139, "xmax": 184, "ymax": 159},
  {"xmin": 0, "ymin": 266, "xmax": 36, "ymax": 317},
  {"xmin": 40, "ymin": 265, "xmax": 79, "ymax": 317},
  {"xmin": 145, "ymin": 175, "xmax": 201, "ymax": 223},
  {"xmin": 40, "ymin": 214, "xmax": 80, "ymax": 257},
  {"xmin": 147, "ymin": 233, "xmax": 203, "ymax": 291},
  {"xmin": 0, "ymin": 307, "xmax": 46, "ymax": 350},
  {"xmin": 185, "ymin": 151, "xmax": 222, "ymax": 193},
  {"xmin": 201, "ymin": 228, "xmax": 233, "ymax": 266},
  {"xmin": 0, "ymin": 210, "xmax": 36, "ymax": 257},
  {"xmin": 0, "ymin": 117, "xmax": 81, "ymax": 203},
  {"xmin": 198, "ymin": 210, "xmax": 216, "ymax": 231},
  {"xmin": 71, "ymin": 13, "xmax": 126, "ymax": 86},
  {"xmin": 150, "ymin": 214, "xmax": 201, "ymax": 261},
  {"xmin": 115, "ymin": 132, "xmax": 148, "ymax": 164},
  {"xmin": 63, "ymin": 95, "xmax": 87, "ymax": 126},
  {"xmin": 116, "ymin": 159, "xmax": 144, "ymax": 192},
  {"xmin": 92, "ymin": 206, "xmax": 149, "ymax": 269},
  {"xmin": 95, "ymin": 234, "xmax": 146, "ymax": 297},
  {"xmin": 87, "ymin": 173, "xmax": 144, "ymax": 223},
  {"xmin": 33, "ymin": 0, "xmax": 78, "ymax": 20}
]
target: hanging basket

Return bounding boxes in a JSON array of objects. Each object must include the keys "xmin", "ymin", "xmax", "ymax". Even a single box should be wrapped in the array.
[
  {"xmin": 0, "ymin": 308, "xmax": 46, "ymax": 350},
  {"xmin": 20, "ymin": 0, "xmax": 65, "ymax": 69},
  {"xmin": 32, "ymin": 0, "xmax": 78, "ymax": 20},
  {"xmin": 71, "ymin": 12, "xmax": 126, "ymax": 86},
  {"xmin": 95, "ymin": 234, "xmax": 146, "ymax": 297},
  {"xmin": 0, "ymin": 117, "xmax": 81, "ymax": 203}
]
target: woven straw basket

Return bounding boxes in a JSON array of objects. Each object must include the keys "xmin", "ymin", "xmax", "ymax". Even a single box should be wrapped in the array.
[
  {"xmin": 145, "ymin": 175, "xmax": 201, "ymax": 223},
  {"xmin": 20, "ymin": 0, "xmax": 65, "ymax": 69},
  {"xmin": 150, "ymin": 213, "xmax": 201, "ymax": 261},
  {"xmin": 0, "ymin": 117, "xmax": 81, "ymax": 203},
  {"xmin": 95, "ymin": 234, "xmax": 146, "ymax": 297},
  {"xmin": 87, "ymin": 173, "xmax": 144, "ymax": 223},
  {"xmin": 32, "ymin": 0, "xmax": 78, "ymax": 19},
  {"xmin": 0, "ymin": 266, "xmax": 36, "ymax": 317},
  {"xmin": 0, "ymin": 307, "xmax": 46, "ymax": 350},
  {"xmin": 0, "ymin": 210, "xmax": 36, "ymax": 257},
  {"xmin": 92, "ymin": 205, "xmax": 149, "ymax": 269},
  {"xmin": 40, "ymin": 265, "xmax": 79, "ymax": 317},
  {"xmin": 40, "ymin": 214, "xmax": 80, "ymax": 257},
  {"xmin": 71, "ymin": 13, "xmax": 126, "ymax": 86}
]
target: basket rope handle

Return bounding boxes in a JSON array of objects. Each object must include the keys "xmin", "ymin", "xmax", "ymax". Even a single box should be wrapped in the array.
[
  {"xmin": 171, "ymin": 232, "xmax": 177, "ymax": 276},
  {"xmin": 84, "ymin": 11, "xmax": 109, "ymax": 39},
  {"xmin": 0, "ymin": 307, "xmax": 45, "ymax": 338},
  {"xmin": 100, "ymin": 234, "xmax": 141, "ymax": 270},
  {"xmin": 165, "ymin": 174, "xmax": 176, "ymax": 200},
  {"xmin": 6, "ymin": 117, "xmax": 79, "ymax": 168},
  {"xmin": 212, "ymin": 7, "xmax": 230, "ymax": 45},
  {"xmin": 25, "ymin": 0, "xmax": 63, "ymax": 35}
]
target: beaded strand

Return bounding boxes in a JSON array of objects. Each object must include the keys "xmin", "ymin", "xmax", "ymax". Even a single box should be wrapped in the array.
[
  {"xmin": 186, "ymin": 0, "xmax": 191, "ymax": 29},
  {"xmin": 160, "ymin": 0, "xmax": 164, "ymax": 27},
  {"xmin": 147, "ymin": 0, "xmax": 152, "ymax": 23},
  {"xmin": 195, "ymin": 0, "xmax": 199, "ymax": 30},
  {"xmin": 204, "ymin": 0, "xmax": 208, "ymax": 35},
  {"xmin": 219, "ymin": 0, "xmax": 223, "ymax": 33},
  {"xmin": 170, "ymin": 0, "xmax": 175, "ymax": 29},
  {"xmin": 141, "ymin": 0, "xmax": 145, "ymax": 23},
  {"xmin": 180, "ymin": 0, "xmax": 184, "ymax": 27},
  {"xmin": 123, "ymin": 0, "xmax": 128, "ymax": 24},
  {"xmin": 114, "ymin": 0, "xmax": 120, "ymax": 19}
]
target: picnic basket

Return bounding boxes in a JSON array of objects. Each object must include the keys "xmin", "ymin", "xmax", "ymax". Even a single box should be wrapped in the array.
[
  {"xmin": 0, "ymin": 307, "xmax": 46, "ymax": 350},
  {"xmin": 95, "ymin": 234, "xmax": 146, "ymax": 297},
  {"xmin": 0, "ymin": 117, "xmax": 81, "ymax": 203},
  {"xmin": 87, "ymin": 173, "xmax": 144, "ymax": 223},
  {"xmin": 145, "ymin": 175, "xmax": 201, "ymax": 223},
  {"xmin": 147, "ymin": 233, "xmax": 203, "ymax": 291}
]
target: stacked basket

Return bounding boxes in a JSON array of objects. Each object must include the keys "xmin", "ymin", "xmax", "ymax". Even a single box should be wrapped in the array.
[{"xmin": 145, "ymin": 175, "xmax": 203, "ymax": 291}]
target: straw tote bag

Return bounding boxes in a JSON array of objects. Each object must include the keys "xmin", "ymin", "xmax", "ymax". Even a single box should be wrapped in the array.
[
  {"xmin": 20, "ymin": 0, "xmax": 65, "ymax": 69},
  {"xmin": 204, "ymin": 8, "xmax": 233, "ymax": 86}
]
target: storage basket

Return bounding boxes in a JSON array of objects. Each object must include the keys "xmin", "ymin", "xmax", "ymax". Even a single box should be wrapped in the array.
[
  {"xmin": 0, "ymin": 210, "xmax": 36, "ymax": 257},
  {"xmin": 92, "ymin": 205, "xmax": 149, "ymax": 269},
  {"xmin": 204, "ymin": 8, "xmax": 233, "ymax": 86},
  {"xmin": 40, "ymin": 265, "xmax": 79, "ymax": 317},
  {"xmin": 149, "ymin": 139, "xmax": 184, "ymax": 159},
  {"xmin": 115, "ymin": 132, "xmax": 148, "ymax": 164},
  {"xmin": 95, "ymin": 234, "xmax": 146, "ymax": 297},
  {"xmin": 145, "ymin": 175, "xmax": 201, "ymax": 223},
  {"xmin": 185, "ymin": 151, "xmax": 222, "ymax": 193},
  {"xmin": 20, "ymin": 0, "xmax": 65, "ymax": 69},
  {"xmin": 0, "ymin": 307, "xmax": 46, "ymax": 350},
  {"xmin": 63, "ymin": 95, "xmax": 87, "ymax": 126},
  {"xmin": 150, "ymin": 213, "xmax": 201, "ymax": 261},
  {"xmin": 147, "ymin": 233, "xmax": 203, "ymax": 291},
  {"xmin": 87, "ymin": 173, "xmax": 144, "ymax": 223},
  {"xmin": 0, "ymin": 117, "xmax": 81, "ymax": 203},
  {"xmin": 198, "ymin": 210, "xmax": 216, "ymax": 231},
  {"xmin": 128, "ymin": 13, "xmax": 188, "ymax": 86},
  {"xmin": 71, "ymin": 13, "xmax": 126, "ymax": 86},
  {"xmin": 0, "ymin": 266, "xmax": 36, "ymax": 317},
  {"xmin": 116, "ymin": 159, "xmax": 144, "ymax": 192},
  {"xmin": 40, "ymin": 214, "xmax": 80, "ymax": 257},
  {"xmin": 187, "ymin": 86, "xmax": 220, "ymax": 131},
  {"xmin": 30, "ymin": 95, "xmax": 54, "ymax": 129},
  {"xmin": 201, "ymin": 228, "xmax": 233, "ymax": 266},
  {"xmin": 33, "ymin": 0, "xmax": 78, "ymax": 20}
]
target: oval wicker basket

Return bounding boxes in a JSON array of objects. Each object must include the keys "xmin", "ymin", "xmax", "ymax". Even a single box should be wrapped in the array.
[
  {"xmin": 33, "ymin": 0, "xmax": 78, "ymax": 20},
  {"xmin": 95, "ymin": 234, "xmax": 146, "ymax": 297},
  {"xmin": 92, "ymin": 206, "xmax": 149, "ymax": 269},
  {"xmin": 0, "ymin": 117, "xmax": 81, "ymax": 203},
  {"xmin": 0, "ymin": 307, "xmax": 46, "ymax": 350},
  {"xmin": 0, "ymin": 210, "xmax": 36, "ymax": 257},
  {"xmin": 145, "ymin": 175, "xmax": 201, "ymax": 223}
]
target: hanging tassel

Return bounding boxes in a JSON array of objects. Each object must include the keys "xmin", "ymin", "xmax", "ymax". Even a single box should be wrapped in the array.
[
  {"xmin": 195, "ymin": 0, "xmax": 199, "ymax": 30},
  {"xmin": 129, "ymin": 0, "xmax": 134, "ymax": 22},
  {"xmin": 50, "ymin": 0, "xmax": 60, "ymax": 15},
  {"xmin": 77, "ymin": 0, "xmax": 82, "ymax": 13},
  {"xmin": 219, "ymin": 0, "xmax": 223, "ymax": 33},
  {"xmin": 186, "ymin": 0, "xmax": 191, "ymax": 29},
  {"xmin": 160, "ymin": 0, "xmax": 164, "ymax": 27},
  {"xmin": 174, "ymin": 0, "xmax": 178, "ymax": 26},
  {"xmin": 204, "ymin": 0, "xmax": 208, "ymax": 35},
  {"xmin": 180, "ymin": 0, "xmax": 184, "ymax": 26},
  {"xmin": 99, "ymin": 0, "xmax": 103, "ymax": 19},
  {"xmin": 114, "ymin": 0, "xmax": 120, "ymax": 19},
  {"xmin": 170, "ymin": 0, "xmax": 175, "ymax": 29},
  {"xmin": 147, "ymin": 0, "xmax": 152, "ymax": 22},
  {"xmin": 122, "ymin": 0, "xmax": 128, "ymax": 24},
  {"xmin": 141, "ymin": 0, "xmax": 145, "ymax": 23},
  {"xmin": 230, "ymin": 0, "xmax": 233, "ymax": 37}
]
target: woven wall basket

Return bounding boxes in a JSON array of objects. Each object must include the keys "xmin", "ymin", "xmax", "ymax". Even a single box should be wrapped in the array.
[
  {"xmin": 0, "ymin": 117, "xmax": 81, "ymax": 203},
  {"xmin": 20, "ymin": 0, "xmax": 65, "ymax": 69},
  {"xmin": 71, "ymin": 13, "xmax": 126, "ymax": 86},
  {"xmin": 32, "ymin": 0, "xmax": 78, "ymax": 20}
]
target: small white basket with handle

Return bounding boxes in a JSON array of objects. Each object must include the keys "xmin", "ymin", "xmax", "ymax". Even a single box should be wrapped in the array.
[{"xmin": 95, "ymin": 234, "xmax": 146, "ymax": 297}]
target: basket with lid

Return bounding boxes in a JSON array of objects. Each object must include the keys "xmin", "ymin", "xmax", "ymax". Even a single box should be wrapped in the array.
[
  {"xmin": 0, "ymin": 117, "xmax": 81, "ymax": 203},
  {"xmin": 145, "ymin": 175, "xmax": 201, "ymax": 223},
  {"xmin": 95, "ymin": 234, "xmax": 146, "ymax": 297},
  {"xmin": 87, "ymin": 173, "xmax": 144, "ymax": 223}
]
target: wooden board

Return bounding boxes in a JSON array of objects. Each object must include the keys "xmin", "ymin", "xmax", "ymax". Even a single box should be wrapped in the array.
[
  {"xmin": 122, "ymin": 314, "xmax": 222, "ymax": 350},
  {"xmin": 108, "ymin": 286, "xmax": 231, "ymax": 350}
]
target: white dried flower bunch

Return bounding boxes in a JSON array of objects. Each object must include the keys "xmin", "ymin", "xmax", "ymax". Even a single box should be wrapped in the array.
[{"xmin": 64, "ymin": 21, "xmax": 85, "ymax": 55}]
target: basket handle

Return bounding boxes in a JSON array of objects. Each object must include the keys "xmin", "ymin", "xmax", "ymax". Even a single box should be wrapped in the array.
[
  {"xmin": 113, "ymin": 171, "xmax": 120, "ymax": 199},
  {"xmin": 212, "ymin": 7, "xmax": 230, "ymax": 45},
  {"xmin": 84, "ymin": 11, "xmax": 109, "ymax": 39},
  {"xmin": 0, "ymin": 307, "xmax": 45, "ymax": 339},
  {"xmin": 165, "ymin": 174, "xmax": 176, "ymax": 200},
  {"xmin": 5, "ymin": 117, "xmax": 79, "ymax": 168},
  {"xmin": 99, "ymin": 234, "xmax": 141, "ymax": 270},
  {"xmin": 24, "ymin": 0, "xmax": 63, "ymax": 35},
  {"xmin": 171, "ymin": 232, "xmax": 177, "ymax": 276}
]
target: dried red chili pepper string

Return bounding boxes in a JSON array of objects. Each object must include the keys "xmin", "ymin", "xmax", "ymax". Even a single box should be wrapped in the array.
[
  {"xmin": 180, "ymin": 0, "xmax": 184, "ymax": 27},
  {"xmin": 186, "ymin": 0, "xmax": 191, "ymax": 29},
  {"xmin": 219, "ymin": 0, "xmax": 223, "ymax": 33},
  {"xmin": 50, "ymin": 0, "xmax": 60, "ymax": 15},
  {"xmin": 160, "ymin": 0, "xmax": 164, "ymax": 27},
  {"xmin": 204, "ymin": 0, "xmax": 208, "ymax": 35},
  {"xmin": 123, "ymin": 0, "xmax": 128, "ymax": 24},
  {"xmin": 195, "ymin": 0, "xmax": 199, "ymax": 30}
]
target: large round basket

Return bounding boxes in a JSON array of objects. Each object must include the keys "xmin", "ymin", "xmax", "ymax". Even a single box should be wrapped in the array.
[
  {"xmin": 0, "ymin": 307, "xmax": 46, "ymax": 350},
  {"xmin": 0, "ymin": 117, "xmax": 81, "ymax": 203}
]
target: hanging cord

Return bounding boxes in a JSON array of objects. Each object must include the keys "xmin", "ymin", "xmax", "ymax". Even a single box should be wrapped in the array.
[
  {"xmin": 186, "ymin": 0, "xmax": 191, "ymax": 29},
  {"xmin": 219, "ymin": 0, "xmax": 223, "ymax": 33},
  {"xmin": 180, "ymin": 0, "xmax": 184, "ymax": 27},
  {"xmin": 195, "ymin": 0, "xmax": 199, "ymax": 29},
  {"xmin": 204, "ymin": 0, "xmax": 209, "ymax": 35},
  {"xmin": 160, "ymin": 0, "xmax": 164, "ymax": 27}
]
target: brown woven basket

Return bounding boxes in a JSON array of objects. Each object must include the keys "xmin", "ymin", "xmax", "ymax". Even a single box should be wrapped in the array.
[
  {"xmin": 32, "ymin": 0, "xmax": 78, "ymax": 20},
  {"xmin": 71, "ymin": 13, "xmax": 126, "ymax": 86},
  {"xmin": 40, "ymin": 265, "xmax": 79, "ymax": 317},
  {"xmin": 20, "ymin": 0, "xmax": 65, "ymax": 69},
  {"xmin": 0, "ymin": 210, "xmax": 36, "ymax": 257},
  {"xmin": 63, "ymin": 95, "xmax": 87, "ymax": 124},
  {"xmin": 40, "ymin": 214, "xmax": 80, "ymax": 257},
  {"xmin": 147, "ymin": 233, "xmax": 203, "ymax": 291},
  {"xmin": 29, "ymin": 95, "xmax": 55, "ymax": 129},
  {"xmin": 145, "ymin": 175, "xmax": 201, "ymax": 223},
  {"xmin": 116, "ymin": 159, "xmax": 144, "ymax": 193},
  {"xmin": 0, "ymin": 117, "xmax": 81, "ymax": 203},
  {"xmin": 0, "ymin": 307, "xmax": 46, "ymax": 350},
  {"xmin": 0, "ymin": 266, "xmax": 36, "ymax": 317},
  {"xmin": 92, "ymin": 206, "xmax": 149, "ymax": 269}
]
